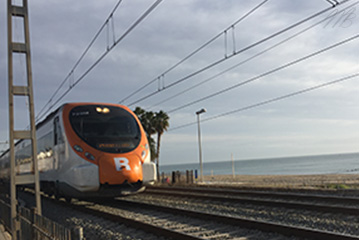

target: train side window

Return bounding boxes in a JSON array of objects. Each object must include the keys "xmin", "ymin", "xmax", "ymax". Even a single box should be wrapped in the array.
[{"xmin": 54, "ymin": 117, "xmax": 64, "ymax": 145}]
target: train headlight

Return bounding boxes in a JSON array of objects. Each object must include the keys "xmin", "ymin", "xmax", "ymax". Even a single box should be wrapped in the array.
[
  {"xmin": 85, "ymin": 152, "xmax": 95, "ymax": 161},
  {"xmin": 74, "ymin": 145, "xmax": 83, "ymax": 152},
  {"xmin": 96, "ymin": 107, "xmax": 110, "ymax": 114}
]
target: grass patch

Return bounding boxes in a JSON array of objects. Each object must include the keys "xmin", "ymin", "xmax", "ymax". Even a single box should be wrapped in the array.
[{"xmin": 325, "ymin": 183, "xmax": 351, "ymax": 190}]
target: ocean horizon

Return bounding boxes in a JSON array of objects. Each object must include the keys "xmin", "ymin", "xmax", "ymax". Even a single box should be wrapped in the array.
[{"xmin": 159, "ymin": 152, "xmax": 359, "ymax": 176}]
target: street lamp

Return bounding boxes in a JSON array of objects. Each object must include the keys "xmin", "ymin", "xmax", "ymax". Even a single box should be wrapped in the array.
[{"xmin": 196, "ymin": 108, "xmax": 206, "ymax": 182}]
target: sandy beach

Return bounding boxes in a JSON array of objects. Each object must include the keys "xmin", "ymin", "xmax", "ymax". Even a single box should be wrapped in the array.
[
  {"xmin": 199, "ymin": 174, "xmax": 359, "ymax": 189},
  {"xmin": 163, "ymin": 172, "xmax": 359, "ymax": 190}
]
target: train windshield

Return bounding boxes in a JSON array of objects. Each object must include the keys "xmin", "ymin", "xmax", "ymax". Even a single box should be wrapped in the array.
[{"xmin": 69, "ymin": 105, "xmax": 141, "ymax": 153}]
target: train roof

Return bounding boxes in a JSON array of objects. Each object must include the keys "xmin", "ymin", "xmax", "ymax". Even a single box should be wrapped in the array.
[{"xmin": 0, "ymin": 102, "xmax": 131, "ymax": 159}]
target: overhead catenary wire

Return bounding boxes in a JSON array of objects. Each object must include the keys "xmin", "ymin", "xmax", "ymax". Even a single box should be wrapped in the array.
[
  {"xmin": 148, "ymin": 0, "xmax": 359, "ymax": 110},
  {"xmin": 119, "ymin": 0, "xmax": 269, "ymax": 104},
  {"xmin": 35, "ymin": 0, "xmax": 163, "ymax": 122},
  {"xmin": 169, "ymin": 72, "xmax": 359, "ymax": 131},
  {"xmin": 36, "ymin": 0, "xmax": 124, "ymax": 121},
  {"xmin": 126, "ymin": 0, "xmax": 350, "ymax": 107},
  {"xmin": 167, "ymin": 33, "xmax": 359, "ymax": 113},
  {"xmin": 326, "ymin": 0, "xmax": 340, "ymax": 7}
]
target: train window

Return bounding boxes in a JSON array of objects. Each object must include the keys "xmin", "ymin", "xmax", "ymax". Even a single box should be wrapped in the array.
[
  {"xmin": 54, "ymin": 117, "xmax": 58, "ymax": 145},
  {"xmin": 69, "ymin": 105, "xmax": 141, "ymax": 153}
]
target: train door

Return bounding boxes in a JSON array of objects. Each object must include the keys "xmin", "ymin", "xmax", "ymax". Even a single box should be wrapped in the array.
[{"xmin": 53, "ymin": 117, "xmax": 65, "ymax": 170}]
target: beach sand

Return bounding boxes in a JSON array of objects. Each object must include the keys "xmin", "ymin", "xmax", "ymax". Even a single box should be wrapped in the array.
[
  {"xmin": 200, "ymin": 174, "xmax": 359, "ymax": 189},
  {"xmin": 163, "ymin": 172, "xmax": 359, "ymax": 190}
]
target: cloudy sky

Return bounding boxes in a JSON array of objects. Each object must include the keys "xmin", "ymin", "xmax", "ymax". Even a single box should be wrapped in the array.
[{"xmin": 1, "ymin": 0, "xmax": 358, "ymax": 166}]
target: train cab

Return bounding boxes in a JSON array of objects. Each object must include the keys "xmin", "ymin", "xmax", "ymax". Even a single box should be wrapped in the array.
[{"xmin": 0, "ymin": 103, "xmax": 157, "ymax": 199}]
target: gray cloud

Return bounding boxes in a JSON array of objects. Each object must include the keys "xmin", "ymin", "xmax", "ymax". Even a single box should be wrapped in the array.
[{"xmin": 1, "ymin": 0, "xmax": 358, "ymax": 163}]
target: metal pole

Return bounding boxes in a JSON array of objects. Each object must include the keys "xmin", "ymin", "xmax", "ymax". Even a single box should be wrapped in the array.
[
  {"xmin": 197, "ymin": 114, "xmax": 203, "ymax": 182},
  {"xmin": 196, "ymin": 108, "xmax": 206, "ymax": 182},
  {"xmin": 7, "ymin": 1, "xmax": 42, "ymax": 238},
  {"xmin": 7, "ymin": 1, "xmax": 18, "ymax": 238},
  {"xmin": 23, "ymin": 0, "xmax": 42, "ymax": 215}
]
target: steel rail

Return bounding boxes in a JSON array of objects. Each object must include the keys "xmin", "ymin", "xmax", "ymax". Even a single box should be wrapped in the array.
[
  {"xmin": 148, "ymin": 186, "xmax": 359, "ymax": 205},
  {"xmin": 144, "ymin": 188, "xmax": 359, "ymax": 215},
  {"xmin": 68, "ymin": 203, "xmax": 202, "ymax": 240},
  {"xmin": 112, "ymin": 199, "xmax": 359, "ymax": 240},
  {"xmin": 20, "ymin": 190, "xmax": 204, "ymax": 239},
  {"xmin": 18, "ymin": 189, "xmax": 359, "ymax": 240},
  {"xmin": 20, "ymin": 189, "xmax": 203, "ymax": 240}
]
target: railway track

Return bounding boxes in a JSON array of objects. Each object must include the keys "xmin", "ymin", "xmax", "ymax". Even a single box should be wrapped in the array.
[
  {"xmin": 145, "ymin": 186, "xmax": 359, "ymax": 215},
  {"xmin": 147, "ymin": 185, "xmax": 359, "ymax": 200},
  {"xmin": 96, "ymin": 198, "xmax": 359, "ymax": 240},
  {"xmin": 18, "ymin": 188, "xmax": 359, "ymax": 240}
]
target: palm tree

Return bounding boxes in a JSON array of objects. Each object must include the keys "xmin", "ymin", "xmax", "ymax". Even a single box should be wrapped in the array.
[
  {"xmin": 153, "ymin": 110, "xmax": 169, "ymax": 180},
  {"xmin": 134, "ymin": 107, "xmax": 155, "ymax": 136},
  {"xmin": 134, "ymin": 107, "xmax": 156, "ymax": 160},
  {"xmin": 134, "ymin": 107, "xmax": 170, "ymax": 180}
]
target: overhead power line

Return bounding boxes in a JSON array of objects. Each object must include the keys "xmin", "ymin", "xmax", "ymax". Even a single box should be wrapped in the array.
[
  {"xmin": 148, "ymin": 0, "xmax": 359, "ymax": 110},
  {"xmin": 126, "ymin": 0, "xmax": 350, "ymax": 107},
  {"xmin": 119, "ymin": 0, "xmax": 269, "ymax": 104},
  {"xmin": 167, "ymin": 33, "xmax": 359, "ymax": 113},
  {"xmin": 36, "ymin": 0, "xmax": 163, "ymax": 122},
  {"xmin": 170, "ymin": 72, "xmax": 359, "ymax": 131}
]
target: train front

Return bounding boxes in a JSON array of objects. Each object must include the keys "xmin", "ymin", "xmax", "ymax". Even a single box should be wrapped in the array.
[{"xmin": 63, "ymin": 103, "xmax": 156, "ymax": 197}]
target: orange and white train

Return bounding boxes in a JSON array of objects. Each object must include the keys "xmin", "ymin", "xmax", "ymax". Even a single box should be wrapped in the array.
[{"xmin": 0, "ymin": 103, "xmax": 156, "ymax": 199}]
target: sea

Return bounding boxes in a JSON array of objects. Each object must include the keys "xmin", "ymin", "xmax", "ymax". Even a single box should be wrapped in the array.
[{"xmin": 159, "ymin": 152, "xmax": 359, "ymax": 176}]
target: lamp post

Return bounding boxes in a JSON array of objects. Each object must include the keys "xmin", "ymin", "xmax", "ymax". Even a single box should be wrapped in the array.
[{"xmin": 196, "ymin": 108, "xmax": 206, "ymax": 182}]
